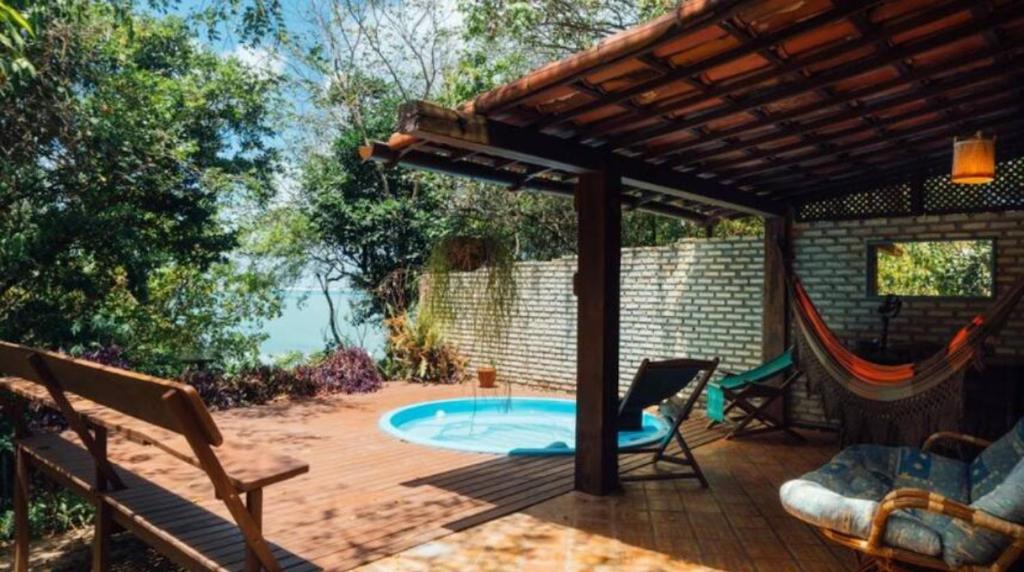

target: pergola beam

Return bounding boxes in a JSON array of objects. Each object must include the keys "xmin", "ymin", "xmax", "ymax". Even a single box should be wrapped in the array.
[
  {"xmin": 358, "ymin": 142, "xmax": 711, "ymax": 223},
  {"xmin": 395, "ymin": 100, "xmax": 785, "ymax": 217}
]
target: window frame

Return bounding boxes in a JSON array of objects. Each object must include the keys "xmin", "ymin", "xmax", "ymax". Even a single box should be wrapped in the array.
[{"xmin": 865, "ymin": 237, "xmax": 997, "ymax": 301}]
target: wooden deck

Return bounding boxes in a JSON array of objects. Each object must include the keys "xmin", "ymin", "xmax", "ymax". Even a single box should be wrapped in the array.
[
  {"xmin": 8, "ymin": 382, "xmax": 848, "ymax": 571},
  {"xmin": 76, "ymin": 383, "xmax": 723, "ymax": 570},
  {"xmin": 363, "ymin": 425, "xmax": 857, "ymax": 572}
]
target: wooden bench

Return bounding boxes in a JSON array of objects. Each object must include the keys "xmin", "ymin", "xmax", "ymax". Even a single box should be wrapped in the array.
[{"xmin": 0, "ymin": 341, "xmax": 310, "ymax": 571}]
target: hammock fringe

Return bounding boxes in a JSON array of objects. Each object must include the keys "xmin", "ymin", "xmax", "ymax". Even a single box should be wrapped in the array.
[{"xmin": 791, "ymin": 275, "xmax": 1024, "ymax": 445}]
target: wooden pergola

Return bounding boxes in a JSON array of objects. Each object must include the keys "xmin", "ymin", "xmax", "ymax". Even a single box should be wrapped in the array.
[{"xmin": 361, "ymin": 0, "xmax": 1024, "ymax": 495}]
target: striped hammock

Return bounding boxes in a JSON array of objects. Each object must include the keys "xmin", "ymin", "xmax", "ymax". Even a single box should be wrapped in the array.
[{"xmin": 792, "ymin": 275, "xmax": 1024, "ymax": 445}]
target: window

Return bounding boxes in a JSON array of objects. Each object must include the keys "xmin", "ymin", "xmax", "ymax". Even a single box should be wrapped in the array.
[{"xmin": 869, "ymin": 239, "xmax": 994, "ymax": 298}]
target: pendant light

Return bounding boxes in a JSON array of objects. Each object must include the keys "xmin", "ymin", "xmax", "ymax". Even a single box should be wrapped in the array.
[{"xmin": 951, "ymin": 131, "xmax": 995, "ymax": 184}]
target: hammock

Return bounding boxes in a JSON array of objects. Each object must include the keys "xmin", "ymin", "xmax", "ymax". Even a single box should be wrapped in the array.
[{"xmin": 792, "ymin": 275, "xmax": 1024, "ymax": 445}]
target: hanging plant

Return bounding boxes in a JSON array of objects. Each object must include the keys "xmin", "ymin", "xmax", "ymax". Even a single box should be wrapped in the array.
[{"xmin": 423, "ymin": 232, "xmax": 518, "ymax": 384}]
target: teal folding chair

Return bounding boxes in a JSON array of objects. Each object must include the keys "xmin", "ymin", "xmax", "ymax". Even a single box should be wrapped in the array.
[
  {"xmin": 618, "ymin": 357, "xmax": 719, "ymax": 486},
  {"xmin": 705, "ymin": 348, "xmax": 803, "ymax": 440}
]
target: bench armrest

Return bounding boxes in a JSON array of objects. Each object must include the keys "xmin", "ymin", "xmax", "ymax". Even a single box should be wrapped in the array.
[
  {"xmin": 867, "ymin": 488, "xmax": 1024, "ymax": 550},
  {"xmin": 921, "ymin": 431, "xmax": 993, "ymax": 454}
]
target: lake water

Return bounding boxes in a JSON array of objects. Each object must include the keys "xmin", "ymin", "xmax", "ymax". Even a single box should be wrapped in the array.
[{"xmin": 259, "ymin": 290, "xmax": 386, "ymax": 361}]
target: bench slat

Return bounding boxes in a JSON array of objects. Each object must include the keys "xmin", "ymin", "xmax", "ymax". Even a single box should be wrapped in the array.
[
  {"xmin": 17, "ymin": 434, "xmax": 312, "ymax": 572},
  {"xmin": 1, "ymin": 377, "xmax": 308, "ymax": 492}
]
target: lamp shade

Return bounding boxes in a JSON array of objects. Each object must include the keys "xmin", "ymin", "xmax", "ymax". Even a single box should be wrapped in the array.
[{"xmin": 952, "ymin": 131, "xmax": 995, "ymax": 184}]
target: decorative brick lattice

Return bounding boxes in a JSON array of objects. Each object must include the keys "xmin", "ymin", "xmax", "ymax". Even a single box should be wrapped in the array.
[
  {"xmin": 798, "ymin": 183, "xmax": 912, "ymax": 221},
  {"xmin": 924, "ymin": 157, "xmax": 1024, "ymax": 214},
  {"xmin": 798, "ymin": 157, "xmax": 1024, "ymax": 222}
]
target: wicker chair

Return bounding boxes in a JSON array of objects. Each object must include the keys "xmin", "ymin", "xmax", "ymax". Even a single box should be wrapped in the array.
[{"xmin": 782, "ymin": 428, "xmax": 1024, "ymax": 572}]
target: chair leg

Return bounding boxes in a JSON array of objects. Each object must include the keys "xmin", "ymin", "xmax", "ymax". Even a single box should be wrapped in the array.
[
  {"xmin": 622, "ymin": 417, "xmax": 708, "ymax": 486},
  {"xmin": 726, "ymin": 398, "xmax": 763, "ymax": 439},
  {"xmin": 725, "ymin": 394, "xmax": 804, "ymax": 441},
  {"xmin": 672, "ymin": 430, "xmax": 708, "ymax": 488},
  {"xmin": 93, "ymin": 501, "xmax": 111, "ymax": 572},
  {"xmin": 13, "ymin": 446, "xmax": 30, "ymax": 572}
]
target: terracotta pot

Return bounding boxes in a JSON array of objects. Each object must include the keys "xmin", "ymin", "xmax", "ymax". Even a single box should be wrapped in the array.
[{"xmin": 477, "ymin": 366, "xmax": 497, "ymax": 388}]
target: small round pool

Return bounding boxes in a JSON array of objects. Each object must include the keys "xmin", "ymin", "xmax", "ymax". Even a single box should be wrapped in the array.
[{"xmin": 379, "ymin": 397, "xmax": 670, "ymax": 455}]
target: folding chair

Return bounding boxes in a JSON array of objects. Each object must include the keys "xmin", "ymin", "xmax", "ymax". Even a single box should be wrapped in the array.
[
  {"xmin": 705, "ymin": 348, "xmax": 803, "ymax": 440},
  {"xmin": 618, "ymin": 357, "xmax": 719, "ymax": 486}
]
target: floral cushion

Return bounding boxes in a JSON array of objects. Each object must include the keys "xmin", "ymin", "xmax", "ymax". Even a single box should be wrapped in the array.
[
  {"xmin": 782, "ymin": 421, "xmax": 1024, "ymax": 567},
  {"xmin": 942, "ymin": 456, "xmax": 1024, "ymax": 567},
  {"xmin": 780, "ymin": 444, "xmax": 966, "ymax": 557},
  {"xmin": 892, "ymin": 447, "xmax": 969, "ymax": 534},
  {"xmin": 969, "ymin": 418, "xmax": 1024, "ymax": 500}
]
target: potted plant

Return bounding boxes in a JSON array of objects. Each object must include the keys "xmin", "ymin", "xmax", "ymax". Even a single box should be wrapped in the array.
[{"xmin": 423, "ymin": 232, "xmax": 517, "ymax": 388}]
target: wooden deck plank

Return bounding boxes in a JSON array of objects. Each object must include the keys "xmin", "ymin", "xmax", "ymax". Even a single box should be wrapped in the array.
[{"xmin": 34, "ymin": 383, "xmax": 728, "ymax": 571}]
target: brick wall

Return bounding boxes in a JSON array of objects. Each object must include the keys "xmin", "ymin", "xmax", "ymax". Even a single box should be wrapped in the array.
[
  {"xmin": 791, "ymin": 210, "xmax": 1024, "ymax": 425},
  {"xmin": 436, "ymin": 210, "xmax": 1024, "ymax": 428},
  {"xmin": 437, "ymin": 238, "xmax": 766, "ymax": 411}
]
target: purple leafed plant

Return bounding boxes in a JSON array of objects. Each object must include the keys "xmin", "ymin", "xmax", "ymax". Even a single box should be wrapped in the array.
[
  {"xmin": 295, "ymin": 347, "xmax": 383, "ymax": 395},
  {"xmin": 80, "ymin": 345, "xmax": 129, "ymax": 368}
]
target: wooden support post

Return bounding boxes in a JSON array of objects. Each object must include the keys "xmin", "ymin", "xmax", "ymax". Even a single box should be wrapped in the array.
[
  {"xmin": 13, "ymin": 446, "xmax": 29, "ymax": 572},
  {"xmin": 574, "ymin": 168, "xmax": 621, "ymax": 496},
  {"xmin": 762, "ymin": 215, "xmax": 791, "ymax": 425},
  {"xmin": 94, "ymin": 424, "xmax": 108, "ymax": 492},
  {"xmin": 92, "ymin": 502, "xmax": 111, "ymax": 572},
  {"xmin": 245, "ymin": 489, "xmax": 264, "ymax": 572}
]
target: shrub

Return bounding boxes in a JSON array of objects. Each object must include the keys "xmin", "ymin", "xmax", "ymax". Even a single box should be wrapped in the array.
[
  {"xmin": 0, "ymin": 489, "xmax": 92, "ymax": 541},
  {"xmin": 384, "ymin": 312, "xmax": 467, "ymax": 384},
  {"xmin": 295, "ymin": 347, "xmax": 383, "ymax": 394},
  {"xmin": 79, "ymin": 344, "xmax": 130, "ymax": 368},
  {"xmin": 182, "ymin": 348, "xmax": 381, "ymax": 410}
]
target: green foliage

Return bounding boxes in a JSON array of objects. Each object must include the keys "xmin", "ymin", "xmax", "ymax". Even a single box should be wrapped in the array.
[
  {"xmin": 459, "ymin": 0, "xmax": 674, "ymax": 61},
  {"xmin": 424, "ymin": 232, "xmax": 518, "ymax": 358},
  {"xmin": 0, "ymin": 489, "xmax": 92, "ymax": 541},
  {"xmin": 876, "ymin": 240, "xmax": 993, "ymax": 297},
  {"xmin": 0, "ymin": 1, "xmax": 34, "ymax": 83},
  {"xmin": 383, "ymin": 311, "xmax": 468, "ymax": 384},
  {"xmin": 0, "ymin": 1, "xmax": 282, "ymax": 372},
  {"xmin": 299, "ymin": 130, "xmax": 450, "ymax": 323}
]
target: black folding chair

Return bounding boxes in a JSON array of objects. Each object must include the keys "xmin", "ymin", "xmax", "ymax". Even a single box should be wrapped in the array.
[{"xmin": 618, "ymin": 357, "xmax": 719, "ymax": 486}]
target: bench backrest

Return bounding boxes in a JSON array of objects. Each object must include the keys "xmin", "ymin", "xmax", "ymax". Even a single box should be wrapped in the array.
[{"xmin": 0, "ymin": 341, "xmax": 223, "ymax": 446}]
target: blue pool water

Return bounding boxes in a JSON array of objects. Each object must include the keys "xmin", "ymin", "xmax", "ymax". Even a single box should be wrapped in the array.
[{"xmin": 379, "ymin": 397, "xmax": 671, "ymax": 455}]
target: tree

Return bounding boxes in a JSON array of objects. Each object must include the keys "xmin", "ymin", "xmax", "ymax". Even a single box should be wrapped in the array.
[
  {"xmin": 0, "ymin": 1, "xmax": 283, "ymax": 371},
  {"xmin": 460, "ymin": 0, "xmax": 673, "ymax": 62},
  {"xmin": 285, "ymin": 0, "xmax": 460, "ymax": 325},
  {"xmin": 0, "ymin": 1, "xmax": 34, "ymax": 83}
]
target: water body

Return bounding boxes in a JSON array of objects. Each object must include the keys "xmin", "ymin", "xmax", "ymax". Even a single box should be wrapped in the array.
[{"xmin": 259, "ymin": 289, "xmax": 386, "ymax": 361}]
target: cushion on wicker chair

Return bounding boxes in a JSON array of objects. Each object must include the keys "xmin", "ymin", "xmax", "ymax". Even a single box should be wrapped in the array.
[
  {"xmin": 942, "ymin": 457, "xmax": 1024, "ymax": 568},
  {"xmin": 780, "ymin": 444, "xmax": 965, "ymax": 557},
  {"xmin": 968, "ymin": 418, "xmax": 1024, "ymax": 500}
]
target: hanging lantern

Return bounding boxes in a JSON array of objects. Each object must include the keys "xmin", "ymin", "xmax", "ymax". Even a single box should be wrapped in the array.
[{"xmin": 951, "ymin": 131, "xmax": 995, "ymax": 184}]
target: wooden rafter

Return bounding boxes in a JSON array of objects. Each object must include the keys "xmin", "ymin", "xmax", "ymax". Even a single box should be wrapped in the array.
[
  {"xmin": 608, "ymin": 4, "xmax": 1023, "ymax": 150},
  {"xmin": 528, "ymin": 1, "xmax": 880, "ymax": 131},
  {"xmin": 358, "ymin": 141, "xmax": 711, "ymax": 223},
  {"xmin": 369, "ymin": 0, "xmax": 1024, "ymax": 220},
  {"xmin": 394, "ymin": 100, "xmax": 784, "ymax": 217}
]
